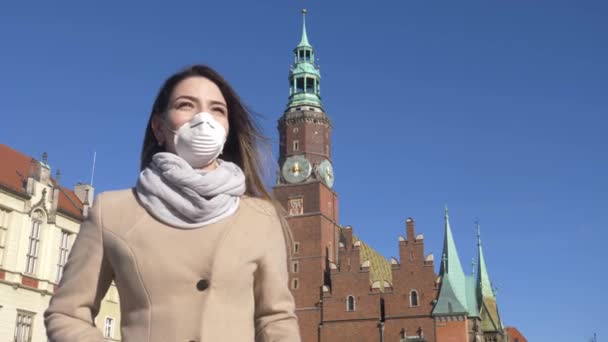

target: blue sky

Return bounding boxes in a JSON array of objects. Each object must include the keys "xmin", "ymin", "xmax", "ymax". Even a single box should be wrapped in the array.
[{"xmin": 1, "ymin": 1, "xmax": 606, "ymax": 340}]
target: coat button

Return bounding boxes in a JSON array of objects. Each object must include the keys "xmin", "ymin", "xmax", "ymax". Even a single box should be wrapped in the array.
[{"xmin": 196, "ymin": 279, "xmax": 210, "ymax": 291}]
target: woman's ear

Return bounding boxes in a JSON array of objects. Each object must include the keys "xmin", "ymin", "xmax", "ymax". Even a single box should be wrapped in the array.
[{"xmin": 151, "ymin": 115, "xmax": 164, "ymax": 146}]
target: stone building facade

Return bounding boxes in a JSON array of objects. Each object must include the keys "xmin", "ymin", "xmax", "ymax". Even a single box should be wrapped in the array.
[{"xmin": 0, "ymin": 144, "xmax": 121, "ymax": 341}]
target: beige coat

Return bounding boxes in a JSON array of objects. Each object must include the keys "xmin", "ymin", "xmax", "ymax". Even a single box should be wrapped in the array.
[{"xmin": 44, "ymin": 189, "xmax": 301, "ymax": 342}]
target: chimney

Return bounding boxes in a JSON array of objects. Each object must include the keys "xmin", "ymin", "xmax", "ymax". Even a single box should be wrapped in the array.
[
  {"xmin": 36, "ymin": 152, "xmax": 52, "ymax": 185},
  {"xmin": 82, "ymin": 188, "xmax": 91, "ymax": 218},
  {"xmin": 25, "ymin": 158, "xmax": 37, "ymax": 196},
  {"xmin": 74, "ymin": 182, "xmax": 94, "ymax": 205},
  {"xmin": 406, "ymin": 217, "xmax": 415, "ymax": 241}
]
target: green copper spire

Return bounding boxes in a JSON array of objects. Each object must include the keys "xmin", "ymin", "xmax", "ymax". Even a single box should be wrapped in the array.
[
  {"xmin": 297, "ymin": 9, "xmax": 312, "ymax": 48},
  {"xmin": 476, "ymin": 222, "xmax": 504, "ymax": 334},
  {"xmin": 477, "ymin": 222, "xmax": 495, "ymax": 298},
  {"xmin": 287, "ymin": 9, "xmax": 322, "ymax": 110},
  {"xmin": 439, "ymin": 206, "xmax": 466, "ymax": 281},
  {"xmin": 432, "ymin": 206, "xmax": 469, "ymax": 316}
]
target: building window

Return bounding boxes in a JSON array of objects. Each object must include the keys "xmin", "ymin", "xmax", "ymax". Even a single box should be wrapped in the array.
[
  {"xmin": 293, "ymin": 140, "xmax": 299, "ymax": 151},
  {"xmin": 291, "ymin": 278, "xmax": 299, "ymax": 290},
  {"xmin": 0, "ymin": 207, "xmax": 11, "ymax": 266},
  {"xmin": 56, "ymin": 230, "xmax": 71, "ymax": 282},
  {"xmin": 294, "ymin": 242, "xmax": 300, "ymax": 254},
  {"xmin": 346, "ymin": 295, "xmax": 356, "ymax": 312},
  {"xmin": 14, "ymin": 310, "xmax": 34, "ymax": 342},
  {"xmin": 409, "ymin": 290, "xmax": 419, "ymax": 307},
  {"xmin": 25, "ymin": 212, "xmax": 43, "ymax": 275},
  {"xmin": 103, "ymin": 317, "xmax": 115, "ymax": 339},
  {"xmin": 305, "ymin": 77, "xmax": 315, "ymax": 93},
  {"xmin": 292, "ymin": 261, "xmax": 299, "ymax": 273},
  {"xmin": 293, "ymin": 127, "xmax": 299, "ymax": 134},
  {"xmin": 296, "ymin": 77, "xmax": 304, "ymax": 93},
  {"xmin": 288, "ymin": 197, "xmax": 304, "ymax": 216}
]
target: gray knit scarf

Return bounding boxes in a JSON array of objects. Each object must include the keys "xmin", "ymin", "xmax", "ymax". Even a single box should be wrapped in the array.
[{"xmin": 136, "ymin": 152, "xmax": 246, "ymax": 229}]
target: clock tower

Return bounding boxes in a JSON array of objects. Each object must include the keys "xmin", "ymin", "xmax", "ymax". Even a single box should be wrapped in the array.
[{"xmin": 272, "ymin": 9, "xmax": 339, "ymax": 342}]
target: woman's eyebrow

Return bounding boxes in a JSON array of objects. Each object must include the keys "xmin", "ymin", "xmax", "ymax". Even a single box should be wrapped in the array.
[{"xmin": 173, "ymin": 95, "xmax": 200, "ymax": 104}]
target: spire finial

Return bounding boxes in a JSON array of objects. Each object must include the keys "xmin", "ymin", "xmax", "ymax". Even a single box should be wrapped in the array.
[
  {"xmin": 476, "ymin": 218, "xmax": 481, "ymax": 247},
  {"xmin": 297, "ymin": 8, "xmax": 311, "ymax": 48}
]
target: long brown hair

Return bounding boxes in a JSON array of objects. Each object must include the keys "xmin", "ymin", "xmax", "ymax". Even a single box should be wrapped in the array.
[
  {"xmin": 141, "ymin": 65, "xmax": 268, "ymax": 196},
  {"xmin": 140, "ymin": 65, "xmax": 293, "ymax": 255}
]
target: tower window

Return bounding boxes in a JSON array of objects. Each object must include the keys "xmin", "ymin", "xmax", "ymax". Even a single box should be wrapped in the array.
[
  {"xmin": 293, "ymin": 140, "xmax": 299, "ymax": 151},
  {"xmin": 306, "ymin": 77, "xmax": 315, "ymax": 93},
  {"xmin": 296, "ymin": 77, "xmax": 304, "ymax": 93},
  {"xmin": 346, "ymin": 295, "xmax": 356, "ymax": 312},
  {"xmin": 294, "ymin": 242, "xmax": 300, "ymax": 253},
  {"xmin": 409, "ymin": 290, "xmax": 419, "ymax": 307},
  {"xmin": 305, "ymin": 50, "xmax": 311, "ymax": 61},
  {"xmin": 292, "ymin": 278, "xmax": 299, "ymax": 289},
  {"xmin": 292, "ymin": 261, "xmax": 299, "ymax": 273}
]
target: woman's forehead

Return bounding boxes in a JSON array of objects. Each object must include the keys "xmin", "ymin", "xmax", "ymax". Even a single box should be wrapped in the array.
[{"xmin": 171, "ymin": 76, "xmax": 226, "ymax": 103}]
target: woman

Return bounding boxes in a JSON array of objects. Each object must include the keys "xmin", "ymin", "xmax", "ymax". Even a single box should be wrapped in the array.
[{"xmin": 44, "ymin": 65, "xmax": 301, "ymax": 342}]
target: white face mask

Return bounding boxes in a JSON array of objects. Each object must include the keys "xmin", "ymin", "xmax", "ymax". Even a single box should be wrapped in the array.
[{"xmin": 166, "ymin": 112, "xmax": 227, "ymax": 168}]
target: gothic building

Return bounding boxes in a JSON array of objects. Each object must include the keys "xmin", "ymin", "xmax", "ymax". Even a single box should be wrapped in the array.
[{"xmin": 272, "ymin": 11, "xmax": 514, "ymax": 342}]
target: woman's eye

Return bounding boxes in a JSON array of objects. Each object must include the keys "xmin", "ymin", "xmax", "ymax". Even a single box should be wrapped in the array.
[
  {"xmin": 176, "ymin": 102, "xmax": 194, "ymax": 109},
  {"xmin": 213, "ymin": 107, "xmax": 227, "ymax": 116}
]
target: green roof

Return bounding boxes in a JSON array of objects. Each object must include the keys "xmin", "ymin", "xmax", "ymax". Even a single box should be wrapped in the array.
[
  {"xmin": 290, "ymin": 63, "xmax": 321, "ymax": 77},
  {"xmin": 434, "ymin": 207, "xmax": 468, "ymax": 314},
  {"xmin": 432, "ymin": 273, "xmax": 468, "ymax": 315},
  {"xmin": 465, "ymin": 275, "xmax": 480, "ymax": 318},
  {"xmin": 480, "ymin": 297, "xmax": 503, "ymax": 332},
  {"xmin": 477, "ymin": 224, "xmax": 495, "ymax": 299}
]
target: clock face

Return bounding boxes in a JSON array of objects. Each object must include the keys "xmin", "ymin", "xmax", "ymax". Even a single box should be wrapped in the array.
[
  {"xmin": 282, "ymin": 155, "xmax": 312, "ymax": 184},
  {"xmin": 317, "ymin": 159, "xmax": 334, "ymax": 188}
]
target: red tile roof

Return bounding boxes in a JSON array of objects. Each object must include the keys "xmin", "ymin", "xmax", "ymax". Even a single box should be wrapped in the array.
[{"xmin": 0, "ymin": 144, "xmax": 84, "ymax": 221}]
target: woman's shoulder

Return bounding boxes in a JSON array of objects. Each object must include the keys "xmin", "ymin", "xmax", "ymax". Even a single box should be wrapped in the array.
[
  {"xmin": 239, "ymin": 195, "xmax": 281, "ymax": 220},
  {"xmin": 92, "ymin": 188, "xmax": 146, "ymax": 231},
  {"xmin": 95, "ymin": 188, "xmax": 139, "ymax": 208}
]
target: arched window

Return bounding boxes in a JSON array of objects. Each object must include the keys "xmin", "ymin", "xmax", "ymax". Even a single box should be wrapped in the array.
[
  {"xmin": 409, "ymin": 290, "xmax": 419, "ymax": 307},
  {"xmin": 346, "ymin": 295, "xmax": 355, "ymax": 312}
]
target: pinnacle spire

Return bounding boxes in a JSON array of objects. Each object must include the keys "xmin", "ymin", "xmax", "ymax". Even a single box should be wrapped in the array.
[
  {"xmin": 476, "ymin": 222, "xmax": 495, "ymax": 298},
  {"xmin": 435, "ymin": 205, "xmax": 468, "ymax": 312},
  {"xmin": 298, "ymin": 9, "xmax": 312, "ymax": 48}
]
